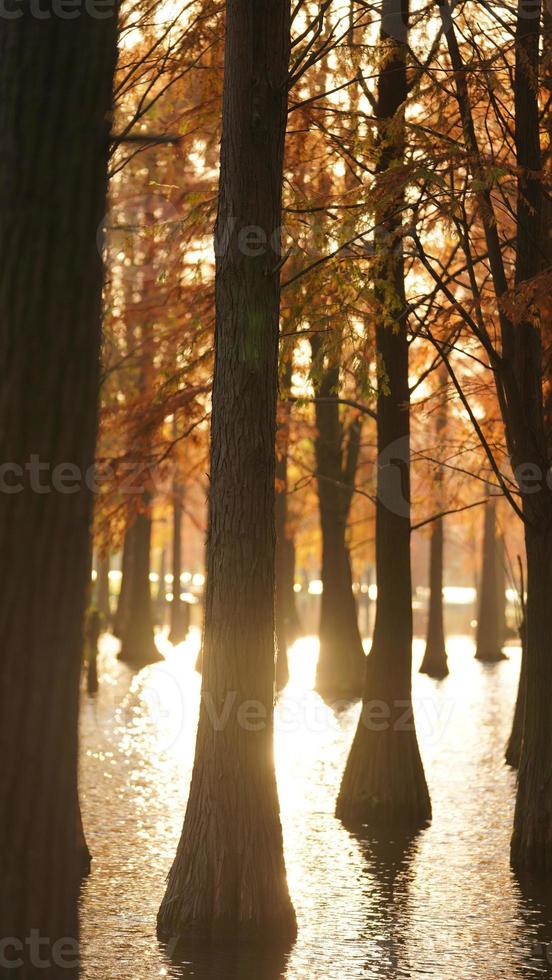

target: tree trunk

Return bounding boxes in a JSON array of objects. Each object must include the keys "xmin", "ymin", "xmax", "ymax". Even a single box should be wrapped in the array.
[
  {"xmin": 510, "ymin": 0, "xmax": 552, "ymax": 873},
  {"xmin": 95, "ymin": 553, "xmax": 111, "ymax": 625},
  {"xmin": 420, "ymin": 518, "xmax": 448, "ymax": 678},
  {"xmin": 475, "ymin": 498, "xmax": 506, "ymax": 662},
  {"xmin": 77, "ymin": 801, "xmax": 92, "ymax": 880},
  {"xmin": 157, "ymin": 0, "xmax": 296, "ymax": 944},
  {"xmin": 511, "ymin": 524, "xmax": 552, "ymax": 870},
  {"xmin": 420, "ymin": 372, "xmax": 449, "ymax": 678},
  {"xmin": 318, "ymin": 507, "xmax": 365, "ymax": 698},
  {"xmin": 0, "ymin": 7, "xmax": 118, "ymax": 973},
  {"xmin": 156, "ymin": 547, "xmax": 167, "ymax": 626},
  {"xmin": 169, "ymin": 486, "xmax": 190, "ymax": 644},
  {"xmin": 496, "ymin": 531, "xmax": 507, "ymax": 644},
  {"xmin": 310, "ymin": 337, "xmax": 365, "ymax": 700},
  {"xmin": 113, "ymin": 522, "xmax": 134, "ymax": 639},
  {"xmin": 119, "ymin": 509, "xmax": 162, "ymax": 667},
  {"xmin": 274, "ymin": 377, "xmax": 301, "ymax": 689},
  {"xmin": 506, "ymin": 618, "xmax": 526, "ymax": 768},
  {"xmin": 336, "ymin": 0, "xmax": 431, "ymax": 830}
]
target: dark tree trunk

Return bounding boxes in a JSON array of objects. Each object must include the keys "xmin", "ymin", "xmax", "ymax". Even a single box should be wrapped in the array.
[
  {"xmin": 0, "ymin": 7, "xmax": 118, "ymax": 973},
  {"xmin": 156, "ymin": 547, "xmax": 167, "ymax": 626},
  {"xmin": 119, "ymin": 509, "xmax": 162, "ymax": 667},
  {"xmin": 420, "ymin": 519, "xmax": 448, "ymax": 678},
  {"xmin": 274, "ymin": 370, "xmax": 301, "ymax": 689},
  {"xmin": 496, "ymin": 531, "xmax": 507, "ymax": 643},
  {"xmin": 113, "ymin": 522, "xmax": 134, "ymax": 639},
  {"xmin": 157, "ymin": 0, "xmax": 296, "ymax": 943},
  {"xmin": 420, "ymin": 371, "xmax": 448, "ymax": 678},
  {"xmin": 77, "ymin": 801, "xmax": 91, "ymax": 880},
  {"xmin": 510, "ymin": 0, "xmax": 552, "ymax": 873},
  {"xmin": 169, "ymin": 486, "xmax": 190, "ymax": 644},
  {"xmin": 95, "ymin": 553, "xmax": 111, "ymax": 625},
  {"xmin": 336, "ymin": 0, "xmax": 431, "ymax": 830},
  {"xmin": 511, "ymin": 524, "xmax": 552, "ymax": 869},
  {"xmin": 310, "ymin": 336, "xmax": 365, "ymax": 700},
  {"xmin": 475, "ymin": 498, "xmax": 506, "ymax": 662},
  {"xmin": 506, "ymin": 619, "xmax": 526, "ymax": 768}
]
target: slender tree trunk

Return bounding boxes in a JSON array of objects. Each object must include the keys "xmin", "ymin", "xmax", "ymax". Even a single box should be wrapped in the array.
[
  {"xmin": 336, "ymin": 0, "xmax": 431, "ymax": 830},
  {"xmin": 420, "ymin": 370, "xmax": 448, "ymax": 678},
  {"xmin": 506, "ymin": 618, "xmax": 526, "ymax": 768},
  {"xmin": 113, "ymin": 522, "xmax": 134, "ymax": 639},
  {"xmin": 275, "ymin": 368, "xmax": 301, "ymax": 689},
  {"xmin": 156, "ymin": 547, "xmax": 167, "ymax": 626},
  {"xmin": 0, "ymin": 7, "xmax": 118, "ymax": 973},
  {"xmin": 77, "ymin": 801, "xmax": 91, "ymax": 880},
  {"xmin": 158, "ymin": 0, "xmax": 296, "ymax": 943},
  {"xmin": 119, "ymin": 509, "xmax": 161, "ymax": 667},
  {"xmin": 275, "ymin": 446, "xmax": 291, "ymax": 690},
  {"xmin": 169, "ymin": 485, "xmax": 190, "ymax": 644},
  {"xmin": 496, "ymin": 531, "xmax": 507, "ymax": 644},
  {"xmin": 420, "ymin": 519, "xmax": 448, "ymax": 678},
  {"xmin": 318, "ymin": 506, "xmax": 365, "ymax": 698},
  {"xmin": 310, "ymin": 336, "xmax": 365, "ymax": 700},
  {"xmin": 96, "ymin": 553, "xmax": 111, "ymax": 625},
  {"xmin": 475, "ymin": 499, "xmax": 506, "ymax": 661}
]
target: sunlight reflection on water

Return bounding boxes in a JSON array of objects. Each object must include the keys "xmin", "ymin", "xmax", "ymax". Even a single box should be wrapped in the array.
[{"xmin": 80, "ymin": 631, "xmax": 552, "ymax": 979}]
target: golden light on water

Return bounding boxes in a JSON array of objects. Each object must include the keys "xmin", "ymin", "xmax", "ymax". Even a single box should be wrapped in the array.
[{"xmin": 79, "ymin": 630, "xmax": 552, "ymax": 980}]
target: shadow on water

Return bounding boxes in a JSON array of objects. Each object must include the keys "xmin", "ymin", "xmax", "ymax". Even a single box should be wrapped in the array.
[
  {"xmin": 515, "ymin": 871, "xmax": 552, "ymax": 970},
  {"xmin": 354, "ymin": 829, "xmax": 421, "ymax": 978},
  {"xmin": 159, "ymin": 938, "xmax": 290, "ymax": 980}
]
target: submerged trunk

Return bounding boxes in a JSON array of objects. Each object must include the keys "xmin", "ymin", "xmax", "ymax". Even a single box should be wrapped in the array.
[
  {"xmin": 475, "ymin": 498, "xmax": 506, "ymax": 662},
  {"xmin": 0, "ymin": 7, "xmax": 118, "ymax": 972},
  {"xmin": 169, "ymin": 486, "xmax": 190, "ymax": 645},
  {"xmin": 310, "ymin": 337, "xmax": 365, "ymax": 700},
  {"xmin": 506, "ymin": 619, "xmax": 526, "ymax": 768},
  {"xmin": 511, "ymin": 524, "xmax": 552, "ymax": 869},
  {"xmin": 420, "ymin": 519, "xmax": 448, "ymax": 678},
  {"xmin": 510, "ymin": 0, "xmax": 552, "ymax": 872},
  {"xmin": 77, "ymin": 800, "xmax": 92, "ymax": 880},
  {"xmin": 158, "ymin": 0, "xmax": 296, "ymax": 943},
  {"xmin": 119, "ymin": 510, "xmax": 161, "ymax": 667},
  {"xmin": 336, "ymin": 0, "xmax": 431, "ymax": 830},
  {"xmin": 113, "ymin": 523, "xmax": 134, "ymax": 639}
]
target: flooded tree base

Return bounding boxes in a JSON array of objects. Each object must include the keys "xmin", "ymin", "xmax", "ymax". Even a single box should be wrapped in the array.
[{"xmin": 336, "ymin": 723, "xmax": 432, "ymax": 831}]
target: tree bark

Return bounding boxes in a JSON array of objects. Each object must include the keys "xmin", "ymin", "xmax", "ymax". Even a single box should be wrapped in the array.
[
  {"xmin": 420, "ymin": 370, "xmax": 448, "ymax": 678},
  {"xmin": 511, "ymin": 523, "xmax": 552, "ymax": 870},
  {"xmin": 156, "ymin": 547, "xmax": 167, "ymax": 626},
  {"xmin": 169, "ymin": 485, "xmax": 190, "ymax": 644},
  {"xmin": 275, "ymin": 370, "xmax": 301, "ymax": 689},
  {"xmin": 95, "ymin": 553, "xmax": 111, "ymax": 625},
  {"xmin": 0, "ymin": 7, "xmax": 118, "ymax": 974},
  {"xmin": 510, "ymin": 0, "xmax": 552, "ymax": 872},
  {"xmin": 310, "ymin": 336, "xmax": 365, "ymax": 700},
  {"xmin": 157, "ymin": 0, "xmax": 296, "ymax": 943},
  {"xmin": 506, "ymin": 618, "xmax": 526, "ymax": 768},
  {"xmin": 336, "ymin": 0, "xmax": 431, "ymax": 830},
  {"xmin": 119, "ymin": 509, "xmax": 162, "ymax": 667},
  {"xmin": 420, "ymin": 519, "xmax": 448, "ymax": 678},
  {"xmin": 475, "ymin": 498, "xmax": 506, "ymax": 662},
  {"xmin": 113, "ymin": 521, "xmax": 134, "ymax": 639}
]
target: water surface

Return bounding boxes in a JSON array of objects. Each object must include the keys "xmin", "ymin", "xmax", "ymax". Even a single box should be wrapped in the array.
[{"xmin": 80, "ymin": 633, "xmax": 552, "ymax": 979}]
